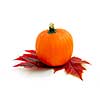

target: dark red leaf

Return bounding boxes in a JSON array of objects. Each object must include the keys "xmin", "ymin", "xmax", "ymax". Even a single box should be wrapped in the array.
[
  {"xmin": 22, "ymin": 57, "xmax": 39, "ymax": 63},
  {"xmin": 64, "ymin": 57, "xmax": 90, "ymax": 80},
  {"xmin": 14, "ymin": 50, "xmax": 90, "ymax": 80},
  {"xmin": 15, "ymin": 56, "xmax": 25, "ymax": 61},
  {"xmin": 65, "ymin": 62, "xmax": 83, "ymax": 80},
  {"xmin": 14, "ymin": 62, "xmax": 34, "ymax": 67},
  {"xmin": 53, "ymin": 67, "xmax": 64, "ymax": 73},
  {"xmin": 71, "ymin": 63, "xmax": 86, "ymax": 71},
  {"xmin": 25, "ymin": 50, "xmax": 36, "ymax": 54},
  {"xmin": 14, "ymin": 50, "xmax": 49, "ymax": 70},
  {"xmin": 71, "ymin": 57, "xmax": 90, "ymax": 64},
  {"xmin": 70, "ymin": 57, "xmax": 82, "ymax": 64},
  {"xmin": 35, "ymin": 62, "xmax": 48, "ymax": 68},
  {"xmin": 81, "ymin": 60, "xmax": 90, "ymax": 64},
  {"xmin": 22, "ymin": 54, "xmax": 38, "ymax": 59}
]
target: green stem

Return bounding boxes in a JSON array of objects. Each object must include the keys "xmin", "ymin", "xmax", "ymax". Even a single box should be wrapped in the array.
[{"xmin": 48, "ymin": 23, "xmax": 56, "ymax": 34}]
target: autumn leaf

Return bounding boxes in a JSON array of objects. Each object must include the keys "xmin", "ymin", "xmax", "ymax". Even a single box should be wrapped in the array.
[
  {"xmin": 64, "ymin": 57, "xmax": 90, "ymax": 80},
  {"xmin": 53, "ymin": 66, "xmax": 64, "ymax": 73},
  {"xmin": 14, "ymin": 50, "xmax": 49, "ymax": 70},
  {"xmin": 70, "ymin": 57, "xmax": 90, "ymax": 64},
  {"xmin": 14, "ymin": 50, "xmax": 90, "ymax": 80},
  {"xmin": 65, "ymin": 63, "xmax": 83, "ymax": 80},
  {"xmin": 25, "ymin": 50, "xmax": 36, "ymax": 54}
]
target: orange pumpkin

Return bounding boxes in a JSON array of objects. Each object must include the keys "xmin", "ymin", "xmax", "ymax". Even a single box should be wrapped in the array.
[{"xmin": 36, "ymin": 23, "xmax": 73, "ymax": 66}]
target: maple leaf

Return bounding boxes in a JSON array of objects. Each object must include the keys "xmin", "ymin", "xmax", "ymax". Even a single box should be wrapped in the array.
[
  {"xmin": 64, "ymin": 57, "xmax": 90, "ymax": 80},
  {"xmin": 25, "ymin": 50, "xmax": 36, "ymax": 54},
  {"xmin": 70, "ymin": 57, "xmax": 90, "ymax": 64},
  {"xmin": 14, "ymin": 50, "xmax": 49, "ymax": 70},
  {"xmin": 53, "ymin": 66, "xmax": 64, "ymax": 73},
  {"xmin": 14, "ymin": 50, "xmax": 90, "ymax": 80}
]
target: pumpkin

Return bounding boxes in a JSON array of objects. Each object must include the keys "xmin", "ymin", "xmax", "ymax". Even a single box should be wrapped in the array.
[{"xmin": 36, "ymin": 23, "xmax": 73, "ymax": 66}]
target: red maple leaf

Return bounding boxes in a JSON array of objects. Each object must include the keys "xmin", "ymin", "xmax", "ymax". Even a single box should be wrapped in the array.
[{"xmin": 14, "ymin": 50, "xmax": 90, "ymax": 80}]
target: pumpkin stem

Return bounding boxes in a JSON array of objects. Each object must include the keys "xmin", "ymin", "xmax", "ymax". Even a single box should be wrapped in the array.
[{"xmin": 48, "ymin": 23, "xmax": 56, "ymax": 34}]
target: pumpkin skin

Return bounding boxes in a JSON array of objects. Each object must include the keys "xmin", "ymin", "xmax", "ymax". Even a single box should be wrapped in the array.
[{"xmin": 36, "ymin": 23, "xmax": 73, "ymax": 66}]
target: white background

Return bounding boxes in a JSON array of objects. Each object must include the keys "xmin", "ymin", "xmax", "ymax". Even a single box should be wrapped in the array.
[{"xmin": 0, "ymin": 0, "xmax": 100, "ymax": 100}]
